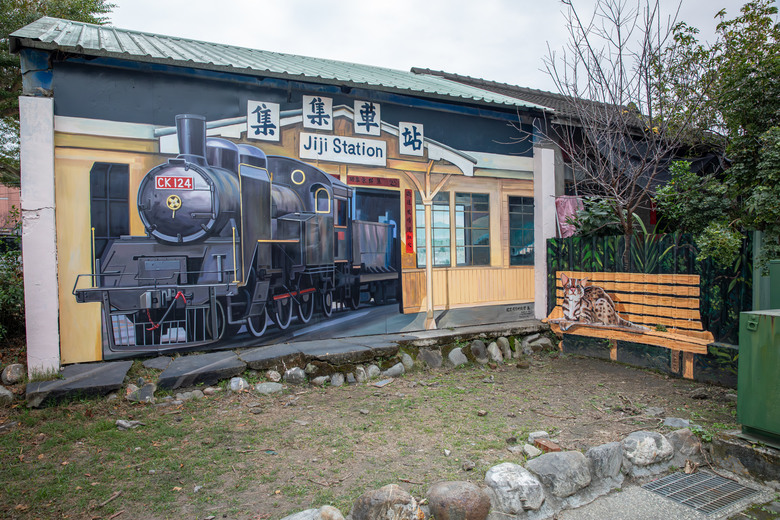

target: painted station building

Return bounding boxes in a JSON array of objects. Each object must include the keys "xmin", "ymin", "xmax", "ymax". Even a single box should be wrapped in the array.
[{"xmin": 11, "ymin": 17, "xmax": 565, "ymax": 374}]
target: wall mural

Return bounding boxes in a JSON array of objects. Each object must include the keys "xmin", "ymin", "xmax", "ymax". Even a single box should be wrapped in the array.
[
  {"xmin": 553, "ymin": 273, "xmax": 647, "ymax": 331},
  {"xmin": 543, "ymin": 270, "xmax": 716, "ymax": 375},
  {"xmin": 64, "ymin": 96, "xmax": 537, "ymax": 361}
]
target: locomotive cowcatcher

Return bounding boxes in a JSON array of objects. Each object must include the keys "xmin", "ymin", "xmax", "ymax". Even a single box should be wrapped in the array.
[{"xmin": 73, "ymin": 114, "xmax": 397, "ymax": 357}]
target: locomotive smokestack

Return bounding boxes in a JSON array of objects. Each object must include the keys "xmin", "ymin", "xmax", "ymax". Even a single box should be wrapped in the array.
[{"xmin": 175, "ymin": 114, "xmax": 207, "ymax": 165}]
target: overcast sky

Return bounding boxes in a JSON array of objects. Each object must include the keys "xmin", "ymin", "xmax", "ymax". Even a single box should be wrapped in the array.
[{"xmin": 109, "ymin": 0, "xmax": 769, "ymax": 93}]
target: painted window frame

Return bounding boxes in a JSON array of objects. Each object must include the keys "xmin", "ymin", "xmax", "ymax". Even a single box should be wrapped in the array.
[
  {"xmin": 508, "ymin": 195, "xmax": 534, "ymax": 266},
  {"xmin": 415, "ymin": 191, "xmax": 450, "ymax": 267},
  {"xmin": 454, "ymin": 192, "xmax": 490, "ymax": 266}
]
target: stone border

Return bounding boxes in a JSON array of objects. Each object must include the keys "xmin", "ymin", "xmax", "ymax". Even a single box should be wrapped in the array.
[{"xmin": 272, "ymin": 427, "xmax": 717, "ymax": 520}]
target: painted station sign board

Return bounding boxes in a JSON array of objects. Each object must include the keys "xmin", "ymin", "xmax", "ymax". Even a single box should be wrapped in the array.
[{"xmin": 299, "ymin": 133, "xmax": 387, "ymax": 166}]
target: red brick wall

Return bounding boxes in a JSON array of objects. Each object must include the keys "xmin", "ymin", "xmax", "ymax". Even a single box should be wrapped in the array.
[{"xmin": 0, "ymin": 185, "xmax": 20, "ymax": 232}]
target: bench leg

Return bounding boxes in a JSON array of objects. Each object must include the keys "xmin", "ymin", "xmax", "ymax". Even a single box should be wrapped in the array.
[
  {"xmin": 683, "ymin": 352, "xmax": 694, "ymax": 379},
  {"xmin": 670, "ymin": 349, "xmax": 681, "ymax": 375}
]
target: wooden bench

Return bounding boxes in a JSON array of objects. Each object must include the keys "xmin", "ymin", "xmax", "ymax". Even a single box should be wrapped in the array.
[{"xmin": 543, "ymin": 271, "xmax": 714, "ymax": 357}]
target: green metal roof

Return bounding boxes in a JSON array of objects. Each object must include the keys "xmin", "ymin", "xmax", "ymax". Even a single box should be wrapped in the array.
[{"xmin": 11, "ymin": 17, "xmax": 545, "ymax": 112}]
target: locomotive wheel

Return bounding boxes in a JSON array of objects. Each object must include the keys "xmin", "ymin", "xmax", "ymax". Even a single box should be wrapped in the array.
[
  {"xmin": 320, "ymin": 288, "xmax": 334, "ymax": 318},
  {"xmin": 271, "ymin": 296, "xmax": 293, "ymax": 330},
  {"xmin": 247, "ymin": 307, "xmax": 268, "ymax": 337},
  {"xmin": 205, "ymin": 299, "xmax": 227, "ymax": 340},
  {"xmin": 347, "ymin": 283, "xmax": 361, "ymax": 311},
  {"xmin": 297, "ymin": 289, "xmax": 315, "ymax": 323}
]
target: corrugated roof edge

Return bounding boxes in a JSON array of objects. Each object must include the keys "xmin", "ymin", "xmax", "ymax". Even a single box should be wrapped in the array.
[
  {"xmin": 411, "ymin": 67, "xmax": 568, "ymax": 109},
  {"xmin": 10, "ymin": 17, "xmax": 547, "ymax": 113}
]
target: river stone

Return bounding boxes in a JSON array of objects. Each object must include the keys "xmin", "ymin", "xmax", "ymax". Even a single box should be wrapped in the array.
[
  {"xmin": 355, "ymin": 366, "xmax": 367, "ymax": 383},
  {"xmin": 125, "ymin": 383, "xmax": 139, "ymax": 399},
  {"xmin": 318, "ymin": 505, "xmax": 345, "ymax": 520},
  {"xmin": 666, "ymin": 428, "xmax": 703, "ymax": 461},
  {"xmin": 255, "ymin": 382, "xmax": 283, "ymax": 395},
  {"xmin": 487, "ymin": 342, "xmax": 504, "ymax": 363},
  {"xmin": 663, "ymin": 417, "xmax": 690, "ymax": 429},
  {"xmin": 512, "ymin": 337, "xmax": 522, "ymax": 358},
  {"xmin": 427, "ymin": 481, "xmax": 491, "ymax": 520},
  {"xmin": 266, "ymin": 370, "xmax": 282, "ymax": 382},
  {"xmin": 279, "ymin": 509, "xmax": 319, "ymax": 520},
  {"xmin": 229, "ymin": 377, "xmax": 250, "ymax": 392},
  {"xmin": 400, "ymin": 353, "xmax": 414, "ymax": 371},
  {"xmin": 448, "ymin": 348, "xmax": 468, "ymax": 367},
  {"xmin": 526, "ymin": 451, "xmax": 592, "ymax": 498},
  {"xmin": 284, "ymin": 367, "xmax": 306, "ymax": 385},
  {"xmin": 127, "ymin": 383, "xmax": 157, "ymax": 403},
  {"xmin": 350, "ymin": 484, "xmax": 422, "ymax": 520},
  {"xmin": 330, "ymin": 373, "xmax": 345, "ymax": 387},
  {"xmin": 1, "ymin": 363, "xmax": 24, "ymax": 385},
  {"xmin": 484, "ymin": 462, "xmax": 545, "ymax": 513},
  {"xmin": 0, "ymin": 385, "xmax": 13, "ymax": 405},
  {"xmin": 622, "ymin": 431, "xmax": 674, "ymax": 466},
  {"xmin": 586, "ymin": 441, "xmax": 623, "ymax": 479},
  {"xmin": 528, "ymin": 337, "xmax": 554, "ymax": 351},
  {"xmin": 279, "ymin": 505, "xmax": 345, "ymax": 520},
  {"xmin": 311, "ymin": 376, "xmax": 331, "ymax": 387},
  {"xmin": 470, "ymin": 340, "xmax": 489, "ymax": 364},
  {"xmin": 523, "ymin": 444, "xmax": 542, "ymax": 458},
  {"xmin": 521, "ymin": 333, "xmax": 540, "ymax": 349},
  {"xmin": 418, "ymin": 348, "xmax": 443, "ymax": 369},
  {"xmin": 528, "ymin": 431, "xmax": 549, "ymax": 444},
  {"xmin": 366, "ymin": 364, "xmax": 381, "ymax": 379},
  {"xmin": 382, "ymin": 363, "xmax": 405, "ymax": 378},
  {"xmin": 497, "ymin": 337, "xmax": 512, "ymax": 359}
]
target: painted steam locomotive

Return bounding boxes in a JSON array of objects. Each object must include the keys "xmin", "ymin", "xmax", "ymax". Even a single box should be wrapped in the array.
[{"xmin": 74, "ymin": 114, "xmax": 398, "ymax": 355}]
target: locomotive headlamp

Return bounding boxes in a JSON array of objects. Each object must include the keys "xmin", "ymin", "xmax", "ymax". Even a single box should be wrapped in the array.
[{"xmin": 166, "ymin": 194, "xmax": 182, "ymax": 218}]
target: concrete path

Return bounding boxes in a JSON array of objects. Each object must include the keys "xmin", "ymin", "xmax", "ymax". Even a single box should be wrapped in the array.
[{"xmin": 558, "ymin": 481, "xmax": 775, "ymax": 520}]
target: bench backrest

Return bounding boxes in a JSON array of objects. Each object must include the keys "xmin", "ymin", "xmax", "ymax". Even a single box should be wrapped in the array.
[{"xmin": 553, "ymin": 270, "xmax": 706, "ymax": 335}]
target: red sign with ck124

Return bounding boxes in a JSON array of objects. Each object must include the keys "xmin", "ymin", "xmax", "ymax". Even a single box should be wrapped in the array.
[{"xmin": 155, "ymin": 176, "xmax": 193, "ymax": 190}]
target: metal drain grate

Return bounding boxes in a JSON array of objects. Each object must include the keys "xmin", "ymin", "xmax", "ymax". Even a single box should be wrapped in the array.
[{"xmin": 643, "ymin": 471, "xmax": 760, "ymax": 515}]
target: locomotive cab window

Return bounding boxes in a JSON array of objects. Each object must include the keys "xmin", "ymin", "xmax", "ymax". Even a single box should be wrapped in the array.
[{"xmin": 313, "ymin": 185, "xmax": 331, "ymax": 214}]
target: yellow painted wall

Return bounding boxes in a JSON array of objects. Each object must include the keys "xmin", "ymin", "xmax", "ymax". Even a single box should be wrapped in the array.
[
  {"xmin": 55, "ymin": 135, "xmax": 164, "ymax": 364},
  {"xmin": 402, "ymin": 266, "xmax": 535, "ymax": 313}
]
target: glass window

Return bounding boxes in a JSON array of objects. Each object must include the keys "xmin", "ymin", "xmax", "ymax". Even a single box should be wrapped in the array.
[
  {"xmin": 455, "ymin": 193, "xmax": 490, "ymax": 266},
  {"xmin": 415, "ymin": 191, "xmax": 450, "ymax": 267},
  {"xmin": 508, "ymin": 196, "xmax": 534, "ymax": 265},
  {"xmin": 90, "ymin": 162, "xmax": 130, "ymax": 259}
]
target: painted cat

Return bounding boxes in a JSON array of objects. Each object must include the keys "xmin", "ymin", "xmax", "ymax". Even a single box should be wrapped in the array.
[{"xmin": 559, "ymin": 273, "xmax": 647, "ymax": 331}]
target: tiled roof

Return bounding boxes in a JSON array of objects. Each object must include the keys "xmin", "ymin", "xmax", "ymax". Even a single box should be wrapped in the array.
[{"xmin": 10, "ymin": 17, "xmax": 546, "ymax": 112}]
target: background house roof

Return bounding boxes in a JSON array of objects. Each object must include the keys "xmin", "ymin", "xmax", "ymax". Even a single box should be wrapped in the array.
[
  {"xmin": 411, "ymin": 67, "xmax": 617, "ymax": 124},
  {"xmin": 11, "ymin": 17, "xmax": 547, "ymax": 113}
]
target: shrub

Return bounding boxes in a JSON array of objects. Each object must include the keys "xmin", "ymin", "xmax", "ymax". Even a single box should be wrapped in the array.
[{"xmin": 0, "ymin": 207, "xmax": 24, "ymax": 342}]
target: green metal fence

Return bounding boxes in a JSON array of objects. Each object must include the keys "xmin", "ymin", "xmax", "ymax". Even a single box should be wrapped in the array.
[{"xmin": 546, "ymin": 233, "xmax": 753, "ymax": 344}]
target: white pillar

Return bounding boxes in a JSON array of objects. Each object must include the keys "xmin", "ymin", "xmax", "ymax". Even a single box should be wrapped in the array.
[
  {"xmin": 533, "ymin": 145, "xmax": 558, "ymax": 320},
  {"xmin": 19, "ymin": 96, "xmax": 60, "ymax": 376}
]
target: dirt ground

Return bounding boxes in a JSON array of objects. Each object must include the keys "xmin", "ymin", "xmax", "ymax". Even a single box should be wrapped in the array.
[{"xmin": 0, "ymin": 352, "xmax": 738, "ymax": 520}]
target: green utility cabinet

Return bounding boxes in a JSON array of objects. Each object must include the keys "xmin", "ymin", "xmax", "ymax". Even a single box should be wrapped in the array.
[{"xmin": 738, "ymin": 310, "xmax": 780, "ymax": 445}]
